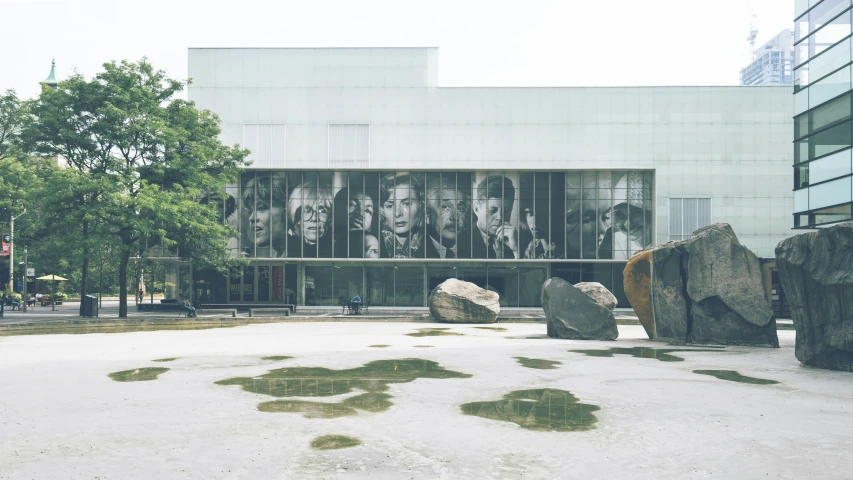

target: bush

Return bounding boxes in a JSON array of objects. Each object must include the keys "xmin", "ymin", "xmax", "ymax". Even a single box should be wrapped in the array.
[{"xmin": 2, "ymin": 291, "xmax": 23, "ymax": 303}]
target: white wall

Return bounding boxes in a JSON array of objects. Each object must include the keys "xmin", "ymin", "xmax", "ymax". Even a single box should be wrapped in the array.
[{"xmin": 188, "ymin": 48, "xmax": 794, "ymax": 258}]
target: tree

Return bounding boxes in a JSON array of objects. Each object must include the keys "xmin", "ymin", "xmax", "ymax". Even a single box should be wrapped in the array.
[{"xmin": 25, "ymin": 59, "xmax": 249, "ymax": 317}]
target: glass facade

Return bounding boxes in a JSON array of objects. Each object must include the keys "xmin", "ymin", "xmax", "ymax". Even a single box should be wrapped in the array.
[
  {"xmin": 794, "ymin": 0, "xmax": 853, "ymax": 228},
  {"xmin": 184, "ymin": 170, "xmax": 654, "ymax": 307}
]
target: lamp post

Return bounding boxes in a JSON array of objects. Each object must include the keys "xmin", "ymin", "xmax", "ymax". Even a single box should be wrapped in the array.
[{"xmin": 20, "ymin": 247, "xmax": 28, "ymax": 313}]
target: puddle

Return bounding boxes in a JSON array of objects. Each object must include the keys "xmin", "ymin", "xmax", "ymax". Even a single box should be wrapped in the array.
[
  {"xmin": 461, "ymin": 389, "xmax": 599, "ymax": 432},
  {"xmin": 108, "ymin": 367, "xmax": 169, "ymax": 382},
  {"xmin": 693, "ymin": 370, "xmax": 779, "ymax": 385},
  {"xmin": 414, "ymin": 345, "xmax": 433, "ymax": 348},
  {"xmin": 261, "ymin": 356, "xmax": 293, "ymax": 361},
  {"xmin": 368, "ymin": 345, "xmax": 391, "ymax": 348},
  {"xmin": 152, "ymin": 358, "xmax": 178, "ymax": 362},
  {"xmin": 405, "ymin": 328, "xmax": 464, "ymax": 337},
  {"xmin": 473, "ymin": 327, "xmax": 507, "ymax": 332},
  {"xmin": 569, "ymin": 347, "xmax": 722, "ymax": 363},
  {"xmin": 260, "ymin": 392, "xmax": 393, "ymax": 417},
  {"xmin": 216, "ymin": 359, "xmax": 471, "ymax": 417},
  {"xmin": 311, "ymin": 435, "xmax": 362, "ymax": 450},
  {"xmin": 514, "ymin": 357, "xmax": 562, "ymax": 370}
]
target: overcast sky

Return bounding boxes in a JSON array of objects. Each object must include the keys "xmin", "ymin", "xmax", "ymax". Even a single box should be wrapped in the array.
[{"xmin": 1, "ymin": 0, "xmax": 793, "ymax": 99}]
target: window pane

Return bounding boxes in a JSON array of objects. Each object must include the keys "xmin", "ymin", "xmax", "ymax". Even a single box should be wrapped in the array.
[
  {"xmin": 487, "ymin": 266, "xmax": 519, "ymax": 307},
  {"xmin": 811, "ymin": 92, "xmax": 852, "ymax": 132},
  {"xmin": 810, "ymin": 65, "xmax": 851, "ymax": 108},
  {"xmin": 304, "ymin": 265, "xmax": 334, "ymax": 306},
  {"xmin": 810, "ymin": 37, "xmax": 851, "ymax": 84},
  {"xmin": 814, "ymin": 203, "xmax": 853, "ymax": 224},
  {"xmin": 810, "ymin": 148, "xmax": 853, "ymax": 183},
  {"xmin": 811, "ymin": 119, "xmax": 852, "ymax": 158},
  {"xmin": 366, "ymin": 266, "xmax": 393, "ymax": 306},
  {"xmin": 809, "ymin": 176, "xmax": 853, "ymax": 209},
  {"xmin": 427, "ymin": 265, "xmax": 456, "ymax": 296},
  {"xmin": 257, "ymin": 266, "xmax": 270, "ymax": 302},
  {"xmin": 395, "ymin": 265, "xmax": 424, "ymax": 306},
  {"xmin": 334, "ymin": 265, "xmax": 363, "ymax": 305}
]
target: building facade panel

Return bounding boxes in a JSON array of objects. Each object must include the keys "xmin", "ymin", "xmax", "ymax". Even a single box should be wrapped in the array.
[{"xmin": 183, "ymin": 47, "xmax": 795, "ymax": 308}]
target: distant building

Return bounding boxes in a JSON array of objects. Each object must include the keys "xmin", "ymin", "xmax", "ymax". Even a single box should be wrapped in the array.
[
  {"xmin": 793, "ymin": 0, "xmax": 853, "ymax": 228},
  {"xmin": 740, "ymin": 29, "xmax": 794, "ymax": 86}
]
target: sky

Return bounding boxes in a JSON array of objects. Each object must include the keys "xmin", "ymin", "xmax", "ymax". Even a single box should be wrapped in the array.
[{"xmin": 1, "ymin": 0, "xmax": 794, "ymax": 100}]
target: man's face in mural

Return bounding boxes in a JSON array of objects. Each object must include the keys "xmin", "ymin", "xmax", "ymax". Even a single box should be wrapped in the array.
[
  {"xmin": 349, "ymin": 193, "xmax": 374, "ymax": 232},
  {"xmin": 427, "ymin": 189, "xmax": 470, "ymax": 243},
  {"xmin": 383, "ymin": 184, "xmax": 421, "ymax": 236},
  {"xmin": 474, "ymin": 197, "xmax": 512, "ymax": 236},
  {"xmin": 298, "ymin": 200, "xmax": 330, "ymax": 243},
  {"xmin": 364, "ymin": 234, "xmax": 380, "ymax": 258}
]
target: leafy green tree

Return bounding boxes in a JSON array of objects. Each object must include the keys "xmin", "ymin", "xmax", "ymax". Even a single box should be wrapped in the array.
[{"xmin": 24, "ymin": 59, "xmax": 248, "ymax": 316}]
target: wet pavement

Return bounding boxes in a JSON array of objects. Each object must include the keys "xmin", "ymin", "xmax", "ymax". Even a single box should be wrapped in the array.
[{"xmin": 0, "ymin": 323, "xmax": 847, "ymax": 479}]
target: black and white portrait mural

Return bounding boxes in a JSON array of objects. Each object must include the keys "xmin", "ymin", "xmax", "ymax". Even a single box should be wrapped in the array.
[{"xmin": 223, "ymin": 170, "xmax": 653, "ymax": 261}]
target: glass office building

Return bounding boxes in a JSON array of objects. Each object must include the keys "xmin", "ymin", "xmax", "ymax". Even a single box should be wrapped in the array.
[
  {"xmin": 170, "ymin": 48, "xmax": 794, "ymax": 308},
  {"xmin": 794, "ymin": 0, "xmax": 853, "ymax": 227}
]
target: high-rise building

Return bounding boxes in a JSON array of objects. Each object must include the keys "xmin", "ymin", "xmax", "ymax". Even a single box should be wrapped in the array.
[
  {"xmin": 741, "ymin": 29, "xmax": 795, "ymax": 86},
  {"xmin": 793, "ymin": 0, "xmax": 853, "ymax": 228}
]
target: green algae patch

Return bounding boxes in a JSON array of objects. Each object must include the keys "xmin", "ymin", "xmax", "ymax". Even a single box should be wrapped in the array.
[
  {"xmin": 406, "ymin": 328, "xmax": 463, "ymax": 337},
  {"xmin": 311, "ymin": 435, "xmax": 362, "ymax": 450},
  {"xmin": 462, "ymin": 389, "xmax": 599, "ymax": 432},
  {"xmin": 473, "ymin": 327, "xmax": 507, "ymax": 332},
  {"xmin": 152, "ymin": 357, "xmax": 178, "ymax": 362},
  {"xmin": 108, "ymin": 367, "xmax": 169, "ymax": 382},
  {"xmin": 217, "ymin": 358, "xmax": 471, "ymax": 416},
  {"xmin": 514, "ymin": 357, "xmax": 562, "ymax": 370},
  {"xmin": 368, "ymin": 345, "xmax": 391, "ymax": 348},
  {"xmin": 261, "ymin": 356, "xmax": 293, "ymax": 361},
  {"xmin": 259, "ymin": 392, "xmax": 394, "ymax": 418},
  {"xmin": 693, "ymin": 370, "xmax": 779, "ymax": 385},
  {"xmin": 569, "ymin": 347, "xmax": 722, "ymax": 363},
  {"xmin": 414, "ymin": 345, "xmax": 434, "ymax": 348}
]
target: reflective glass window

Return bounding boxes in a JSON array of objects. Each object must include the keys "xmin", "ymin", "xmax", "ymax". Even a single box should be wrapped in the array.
[
  {"xmin": 810, "ymin": 37, "xmax": 851, "ymax": 84},
  {"xmin": 809, "ymin": 65, "xmax": 851, "ymax": 108},
  {"xmin": 812, "ymin": 92, "xmax": 852, "ymax": 131},
  {"xmin": 809, "ymin": 175, "xmax": 853, "ymax": 209},
  {"xmin": 813, "ymin": 203, "xmax": 853, "ymax": 223},
  {"xmin": 810, "ymin": 148, "xmax": 853, "ymax": 183},
  {"xmin": 812, "ymin": 119, "xmax": 853, "ymax": 159}
]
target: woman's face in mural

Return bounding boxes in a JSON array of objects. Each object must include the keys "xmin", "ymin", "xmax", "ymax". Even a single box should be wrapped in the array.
[
  {"xmin": 349, "ymin": 193, "xmax": 374, "ymax": 232},
  {"xmin": 565, "ymin": 196, "xmax": 611, "ymax": 257},
  {"xmin": 244, "ymin": 179, "xmax": 286, "ymax": 248},
  {"xmin": 298, "ymin": 200, "xmax": 330, "ymax": 243},
  {"xmin": 383, "ymin": 184, "xmax": 421, "ymax": 236}
]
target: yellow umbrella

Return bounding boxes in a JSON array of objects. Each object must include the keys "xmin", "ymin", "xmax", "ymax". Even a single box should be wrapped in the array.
[
  {"xmin": 35, "ymin": 275, "xmax": 67, "ymax": 311},
  {"xmin": 36, "ymin": 274, "xmax": 68, "ymax": 281}
]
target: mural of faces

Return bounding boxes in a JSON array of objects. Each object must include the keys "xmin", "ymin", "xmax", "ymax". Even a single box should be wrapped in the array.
[{"xmin": 229, "ymin": 170, "xmax": 652, "ymax": 260}]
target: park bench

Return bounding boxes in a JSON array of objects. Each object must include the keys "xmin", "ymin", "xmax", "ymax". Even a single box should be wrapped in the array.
[
  {"xmin": 195, "ymin": 308, "xmax": 237, "ymax": 317},
  {"xmin": 248, "ymin": 308, "xmax": 291, "ymax": 317}
]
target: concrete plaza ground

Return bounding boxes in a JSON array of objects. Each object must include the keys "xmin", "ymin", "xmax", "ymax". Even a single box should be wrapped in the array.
[{"xmin": 0, "ymin": 320, "xmax": 849, "ymax": 479}]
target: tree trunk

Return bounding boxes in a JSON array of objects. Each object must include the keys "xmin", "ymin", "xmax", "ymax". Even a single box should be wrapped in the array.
[
  {"xmin": 78, "ymin": 221, "xmax": 89, "ymax": 315},
  {"xmin": 118, "ymin": 253, "xmax": 129, "ymax": 318}
]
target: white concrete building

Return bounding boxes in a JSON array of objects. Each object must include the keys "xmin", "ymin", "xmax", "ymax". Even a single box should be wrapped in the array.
[{"xmin": 180, "ymin": 47, "xmax": 793, "ymax": 308}]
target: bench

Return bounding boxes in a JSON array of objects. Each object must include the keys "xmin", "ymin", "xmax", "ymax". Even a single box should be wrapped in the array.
[
  {"xmin": 196, "ymin": 308, "xmax": 238, "ymax": 317},
  {"xmin": 248, "ymin": 308, "xmax": 291, "ymax": 317}
]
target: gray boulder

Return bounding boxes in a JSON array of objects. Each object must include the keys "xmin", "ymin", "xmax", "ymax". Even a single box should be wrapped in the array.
[
  {"xmin": 429, "ymin": 279, "xmax": 500, "ymax": 323},
  {"xmin": 574, "ymin": 282, "xmax": 618, "ymax": 311},
  {"xmin": 648, "ymin": 223, "xmax": 778, "ymax": 346},
  {"xmin": 775, "ymin": 222, "xmax": 853, "ymax": 371},
  {"xmin": 542, "ymin": 278, "xmax": 618, "ymax": 340}
]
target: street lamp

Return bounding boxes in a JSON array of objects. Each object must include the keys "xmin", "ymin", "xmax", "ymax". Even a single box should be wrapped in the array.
[{"xmin": 19, "ymin": 246, "xmax": 28, "ymax": 313}]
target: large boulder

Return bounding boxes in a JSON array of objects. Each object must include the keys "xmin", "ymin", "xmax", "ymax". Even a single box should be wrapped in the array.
[
  {"xmin": 429, "ymin": 279, "xmax": 500, "ymax": 323},
  {"xmin": 574, "ymin": 282, "xmax": 617, "ymax": 311},
  {"xmin": 624, "ymin": 250, "xmax": 655, "ymax": 338},
  {"xmin": 541, "ymin": 278, "xmax": 618, "ymax": 340},
  {"xmin": 775, "ymin": 222, "xmax": 853, "ymax": 371},
  {"xmin": 624, "ymin": 223, "xmax": 777, "ymax": 346}
]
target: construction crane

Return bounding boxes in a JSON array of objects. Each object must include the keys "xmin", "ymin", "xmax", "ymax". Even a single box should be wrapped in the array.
[{"xmin": 747, "ymin": 13, "xmax": 759, "ymax": 62}]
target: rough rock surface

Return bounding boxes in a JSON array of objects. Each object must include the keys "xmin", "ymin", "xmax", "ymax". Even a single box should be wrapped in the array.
[
  {"xmin": 429, "ymin": 279, "xmax": 500, "ymax": 323},
  {"xmin": 542, "ymin": 278, "xmax": 618, "ymax": 340},
  {"xmin": 574, "ymin": 282, "xmax": 618, "ymax": 311},
  {"xmin": 624, "ymin": 250, "xmax": 655, "ymax": 338},
  {"xmin": 624, "ymin": 223, "xmax": 777, "ymax": 346},
  {"xmin": 776, "ymin": 222, "xmax": 853, "ymax": 371}
]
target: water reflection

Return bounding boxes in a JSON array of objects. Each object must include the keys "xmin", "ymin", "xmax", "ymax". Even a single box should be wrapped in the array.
[
  {"xmin": 311, "ymin": 435, "xmax": 362, "ymax": 450},
  {"xmin": 569, "ymin": 347, "xmax": 722, "ymax": 362},
  {"xmin": 405, "ymin": 328, "xmax": 464, "ymax": 337},
  {"xmin": 693, "ymin": 370, "xmax": 779, "ymax": 385},
  {"xmin": 514, "ymin": 357, "xmax": 561, "ymax": 370},
  {"xmin": 108, "ymin": 367, "xmax": 169, "ymax": 382},
  {"xmin": 461, "ymin": 389, "xmax": 599, "ymax": 432}
]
